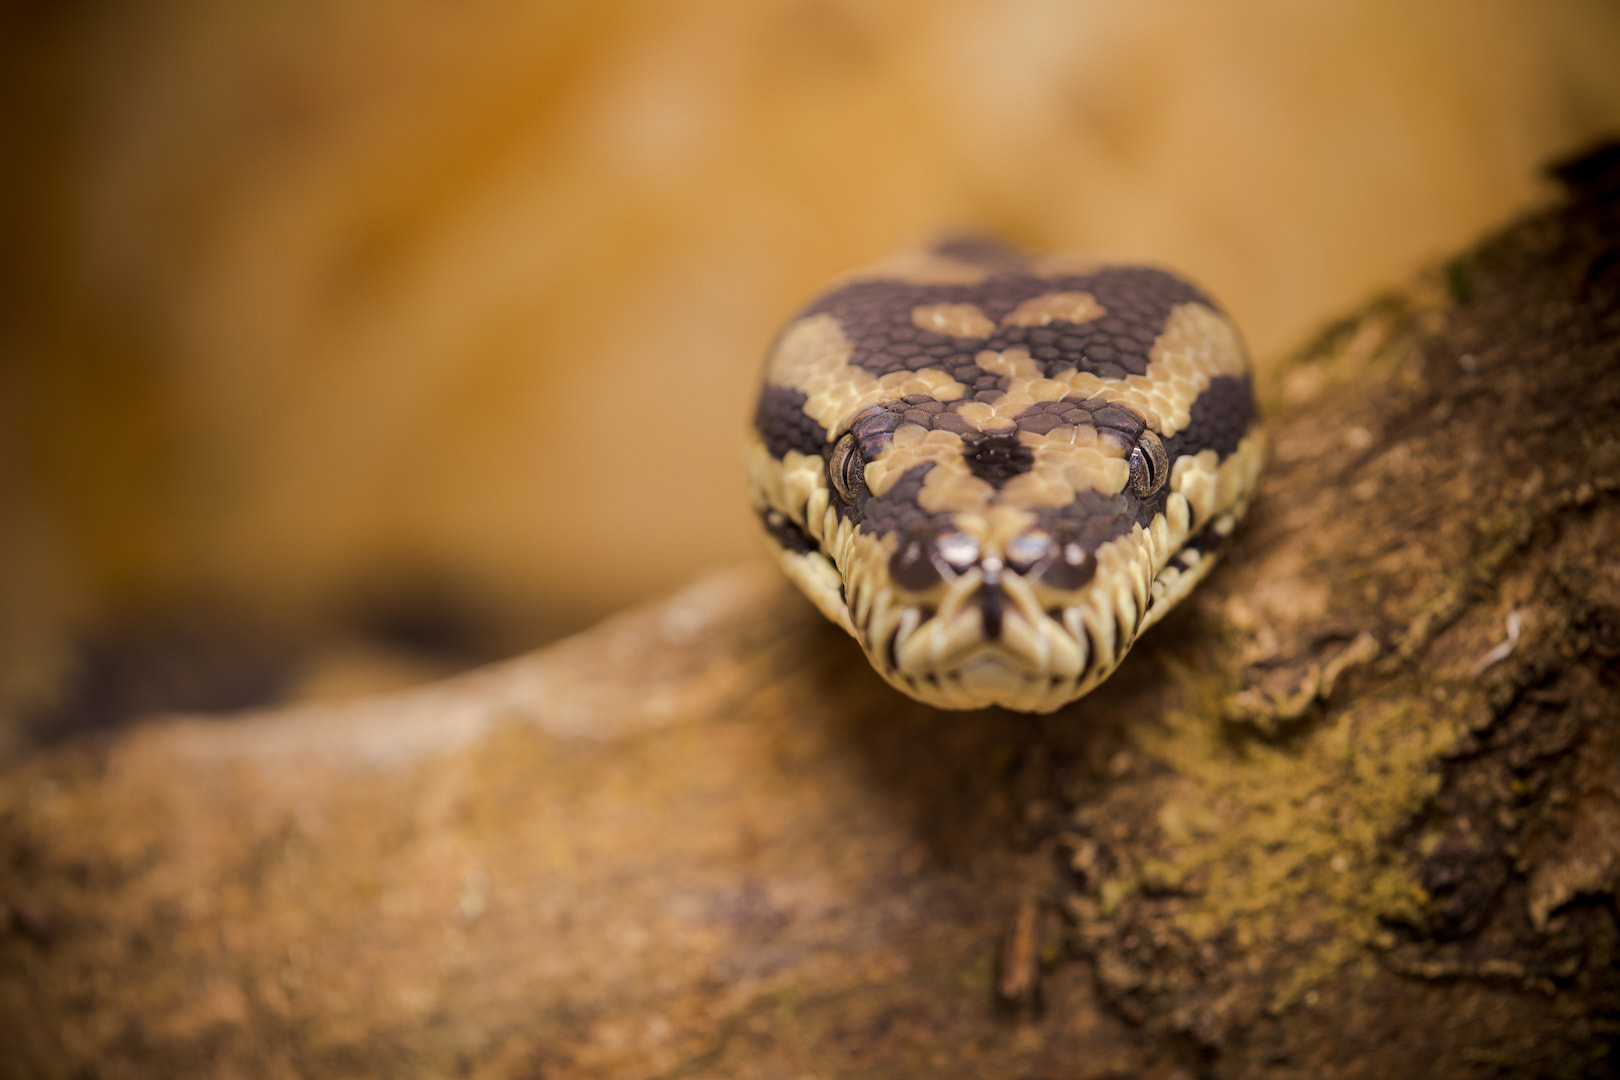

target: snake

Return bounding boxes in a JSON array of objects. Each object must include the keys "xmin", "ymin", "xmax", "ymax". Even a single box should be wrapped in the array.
[{"xmin": 745, "ymin": 238, "xmax": 1263, "ymax": 712}]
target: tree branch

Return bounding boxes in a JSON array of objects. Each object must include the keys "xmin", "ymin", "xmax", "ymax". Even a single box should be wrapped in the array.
[{"xmin": 3, "ymin": 145, "xmax": 1618, "ymax": 1079}]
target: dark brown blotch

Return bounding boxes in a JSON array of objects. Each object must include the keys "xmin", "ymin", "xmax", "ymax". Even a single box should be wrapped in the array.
[
  {"xmin": 754, "ymin": 385, "xmax": 827, "ymax": 459},
  {"xmin": 800, "ymin": 266, "xmax": 1212, "ymax": 381},
  {"xmin": 962, "ymin": 431, "xmax": 1035, "ymax": 487}
]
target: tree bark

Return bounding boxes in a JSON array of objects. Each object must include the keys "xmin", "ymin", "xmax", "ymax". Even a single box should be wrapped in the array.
[{"xmin": 3, "ymin": 146, "xmax": 1619, "ymax": 1080}]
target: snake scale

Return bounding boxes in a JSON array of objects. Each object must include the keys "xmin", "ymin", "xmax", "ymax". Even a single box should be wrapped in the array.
[{"xmin": 746, "ymin": 239, "xmax": 1264, "ymax": 712}]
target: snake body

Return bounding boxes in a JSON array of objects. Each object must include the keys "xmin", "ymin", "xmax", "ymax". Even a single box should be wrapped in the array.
[{"xmin": 746, "ymin": 239, "xmax": 1263, "ymax": 712}]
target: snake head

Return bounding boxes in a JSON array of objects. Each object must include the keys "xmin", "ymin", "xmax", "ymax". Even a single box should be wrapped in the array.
[{"xmin": 747, "ymin": 242, "xmax": 1262, "ymax": 712}]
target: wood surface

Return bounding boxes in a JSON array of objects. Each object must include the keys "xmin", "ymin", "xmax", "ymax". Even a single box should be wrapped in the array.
[{"xmin": 2, "ymin": 150, "xmax": 1618, "ymax": 1079}]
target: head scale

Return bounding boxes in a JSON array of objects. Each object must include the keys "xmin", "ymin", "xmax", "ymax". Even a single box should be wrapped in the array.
[{"xmin": 747, "ymin": 240, "xmax": 1262, "ymax": 712}]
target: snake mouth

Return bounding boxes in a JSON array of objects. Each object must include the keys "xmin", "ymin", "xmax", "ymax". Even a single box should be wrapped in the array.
[
  {"xmin": 892, "ymin": 600, "xmax": 1082, "ymax": 680},
  {"xmin": 857, "ymin": 523, "xmax": 1172, "ymax": 711},
  {"xmin": 862, "ymin": 564, "xmax": 1099, "ymax": 711},
  {"xmin": 874, "ymin": 599, "xmax": 1129, "ymax": 712}
]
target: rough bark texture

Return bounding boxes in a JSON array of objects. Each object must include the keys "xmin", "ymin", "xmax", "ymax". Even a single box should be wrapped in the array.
[{"xmin": 3, "ymin": 151, "xmax": 1619, "ymax": 1079}]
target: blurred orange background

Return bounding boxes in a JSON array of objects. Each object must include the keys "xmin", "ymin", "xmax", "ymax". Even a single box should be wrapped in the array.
[{"xmin": 3, "ymin": 0, "xmax": 1618, "ymax": 744}]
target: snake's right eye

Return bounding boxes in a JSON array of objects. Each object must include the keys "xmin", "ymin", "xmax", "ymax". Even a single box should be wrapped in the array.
[
  {"xmin": 1128, "ymin": 429, "xmax": 1169, "ymax": 498},
  {"xmin": 829, "ymin": 433, "xmax": 865, "ymax": 504}
]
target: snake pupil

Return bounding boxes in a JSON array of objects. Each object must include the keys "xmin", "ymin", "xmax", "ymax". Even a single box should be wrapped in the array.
[
  {"xmin": 829, "ymin": 433, "xmax": 864, "ymax": 503},
  {"xmin": 1128, "ymin": 429, "xmax": 1169, "ymax": 497}
]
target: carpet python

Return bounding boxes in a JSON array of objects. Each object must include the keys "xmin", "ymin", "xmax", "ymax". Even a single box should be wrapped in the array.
[{"xmin": 746, "ymin": 239, "xmax": 1263, "ymax": 712}]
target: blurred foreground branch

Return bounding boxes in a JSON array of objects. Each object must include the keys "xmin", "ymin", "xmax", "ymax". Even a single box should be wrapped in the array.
[{"xmin": 3, "ymin": 148, "xmax": 1619, "ymax": 1079}]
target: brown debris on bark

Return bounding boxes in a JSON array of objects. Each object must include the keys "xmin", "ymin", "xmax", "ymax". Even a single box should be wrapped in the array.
[{"xmin": 3, "ymin": 148, "xmax": 1619, "ymax": 1079}]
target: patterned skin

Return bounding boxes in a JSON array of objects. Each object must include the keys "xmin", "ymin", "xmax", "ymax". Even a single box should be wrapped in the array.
[{"xmin": 746, "ymin": 240, "xmax": 1263, "ymax": 712}]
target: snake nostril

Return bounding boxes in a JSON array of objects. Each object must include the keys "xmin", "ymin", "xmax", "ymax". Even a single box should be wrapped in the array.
[
  {"xmin": 889, "ymin": 528, "xmax": 985, "ymax": 591},
  {"xmin": 934, "ymin": 530, "xmax": 980, "ymax": 574},
  {"xmin": 890, "ymin": 531, "xmax": 942, "ymax": 590},
  {"xmin": 1005, "ymin": 530, "xmax": 1054, "ymax": 575},
  {"xmin": 1025, "ymin": 532, "xmax": 1095, "ymax": 590}
]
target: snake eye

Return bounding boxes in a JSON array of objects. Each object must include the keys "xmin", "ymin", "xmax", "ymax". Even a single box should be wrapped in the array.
[
  {"xmin": 829, "ymin": 432, "xmax": 865, "ymax": 504},
  {"xmin": 1128, "ymin": 429, "xmax": 1169, "ymax": 497}
]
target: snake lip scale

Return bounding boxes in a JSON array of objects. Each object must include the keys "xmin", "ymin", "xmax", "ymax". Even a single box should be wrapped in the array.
[{"xmin": 746, "ymin": 238, "xmax": 1264, "ymax": 713}]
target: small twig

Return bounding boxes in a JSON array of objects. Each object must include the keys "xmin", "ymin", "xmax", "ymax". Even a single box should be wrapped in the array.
[
  {"xmin": 1470, "ymin": 610, "xmax": 1522, "ymax": 675},
  {"xmin": 996, "ymin": 899, "xmax": 1042, "ymax": 1008}
]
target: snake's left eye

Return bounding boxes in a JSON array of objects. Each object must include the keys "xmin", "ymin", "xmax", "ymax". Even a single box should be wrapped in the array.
[
  {"xmin": 1128, "ymin": 429, "xmax": 1169, "ymax": 497},
  {"xmin": 829, "ymin": 433, "xmax": 865, "ymax": 504}
]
